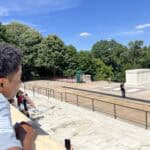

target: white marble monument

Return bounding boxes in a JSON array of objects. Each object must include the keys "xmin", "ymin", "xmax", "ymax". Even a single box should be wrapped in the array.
[
  {"xmin": 82, "ymin": 74, "xmax": 92, "ymax": 83},
  {"xmin": 126, "ymin": 69, "xmax": 150, "ymax": 86}
]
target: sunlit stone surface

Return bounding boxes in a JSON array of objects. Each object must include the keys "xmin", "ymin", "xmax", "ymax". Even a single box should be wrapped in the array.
[
  {"xmin": 126, "ymin": 69, "xmax": 150, "ymax": 86},
  {"xmin": 26, "ymin": 90, "xmax": 150, "ymax": 150}
]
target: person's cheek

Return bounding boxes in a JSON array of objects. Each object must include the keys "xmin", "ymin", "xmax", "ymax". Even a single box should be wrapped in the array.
[{"xmin": 15, "ymin": 86, "xmax": 20, "ymax": 95}]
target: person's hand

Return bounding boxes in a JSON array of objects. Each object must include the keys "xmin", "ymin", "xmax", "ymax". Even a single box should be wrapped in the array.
[
  {"xmin": 15, "ymin": 122, "xmax": 36, "ymax": 147},
  {"xmin": 71, "ymin": 144, "xmax": 74, "ymax": 150}
]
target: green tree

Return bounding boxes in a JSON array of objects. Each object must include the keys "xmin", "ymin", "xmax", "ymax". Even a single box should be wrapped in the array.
[
  {"xmin": 36, "ymin": 35, "xmax": 66, "ymax": 77},
  {"xmin": 91, "ymin": 39, "xmax": 127, "ymax": 81},
  {"xmin": 0, "ymin": 23, "xmax": 7, "ymax": 42},
  {"xmin": 63, "ymin": 45, "xmax": 78, "ymax": 77},
  {"xmin": 92, "ymin": 40, "xmax": 120, "ymax": 63},
  {"xmin": 5, "ymin": 22, "xmax": 29, "ymax": 46},
  {"xmin": 139, "ymin": 46, "xmax": 150, "ymax": 68},
  {"xmin": 91, "ymin": 40, "xmax": 112, "ymax": 64},
  {"xmin": 77, "ymin": 51, "xmax": 96, "ymax": 78},
  {"xmin": 128, "ymin": 40, "xmax": 144, "ymax": 67},
  {"xmin": 93, "ymin": 58, "xmax": 113, "ymax": 81}
]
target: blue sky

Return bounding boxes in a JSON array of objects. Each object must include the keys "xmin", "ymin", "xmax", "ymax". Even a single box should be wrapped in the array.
[{"xmin": 0, "ymin": 0, "xmax": 150, "ymax": 50}]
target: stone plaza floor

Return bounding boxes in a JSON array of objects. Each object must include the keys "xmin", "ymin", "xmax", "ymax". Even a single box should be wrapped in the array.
[{"xmin": 24, "ymin": 88, "xmax": 150, "ymax": 150}]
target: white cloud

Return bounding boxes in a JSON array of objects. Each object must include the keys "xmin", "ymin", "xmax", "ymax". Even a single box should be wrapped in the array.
[
  {"xmin": 80, "ymin": 32, "xmax": 91, "ymax": 37},
  {"xmin": 115, "ymin": 30, "xmax": 144, "ymax": 36},
  {"xmin": 0, "ymin": 0, "xmax": 80, "ymax": 16},
  {"xmin": 122, "ymin": 30, "xmax": 144, "ymax": 35},
  {"xmin": 136, "ymin": 24, "xmax": 150, "ymax": 29}
]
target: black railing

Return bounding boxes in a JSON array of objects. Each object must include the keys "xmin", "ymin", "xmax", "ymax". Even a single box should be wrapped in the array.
[{"xmin": 23, "ymin": 84, "xmax": 150, "ymax": 129}]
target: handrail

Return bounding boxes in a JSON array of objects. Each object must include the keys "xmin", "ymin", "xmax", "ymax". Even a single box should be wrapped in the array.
[{"xmin": 23, "ymin": 84, "xmax": 150, "ymax": 129}]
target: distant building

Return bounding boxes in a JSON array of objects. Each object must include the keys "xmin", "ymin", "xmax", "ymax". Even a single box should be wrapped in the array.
[{"xmin": 126, "ymin": 69, "xmax": 150, "ymax": 86}]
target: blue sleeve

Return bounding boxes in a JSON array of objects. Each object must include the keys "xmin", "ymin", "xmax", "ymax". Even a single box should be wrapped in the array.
[{"xmin": 0, "ymin": 95, "xmax": 22, "ymax": 150}]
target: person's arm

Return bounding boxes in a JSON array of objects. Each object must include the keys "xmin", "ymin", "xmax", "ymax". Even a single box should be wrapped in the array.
[
  {"xmin": 0, "ymin": 94, "xmax": 36, "ymax": 150},
  {"xmin": 25, "ymin": 94, "xmax": 36, "ymax": 108},
  {"xmin": 0, "ymin": 122, "xmax": 36, "ymax": 150},
  {"xmin": 0, "ymin": 95, "xmax": 23, "ymax": 149},
  {"xmin": 7, "ymin": 122, "xmax": 36, "ymax": 150},
  {"xmin": 14, "ymin": 122, "xmax": 36, "ymax": 150}
]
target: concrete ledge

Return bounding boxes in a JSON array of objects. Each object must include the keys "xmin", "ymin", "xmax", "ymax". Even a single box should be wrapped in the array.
[{"xmin": 11, "ymin": 105, "xmax": 65, "ymax": 150}]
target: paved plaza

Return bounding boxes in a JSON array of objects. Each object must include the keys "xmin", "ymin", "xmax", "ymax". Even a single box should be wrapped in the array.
[
  {"xmin": 24, "ymin": 87, "xmax": 150, "ymax": 150},
  {"xmin": 26, "ymin": 80, "xmax": 150, "ymax": 101}
]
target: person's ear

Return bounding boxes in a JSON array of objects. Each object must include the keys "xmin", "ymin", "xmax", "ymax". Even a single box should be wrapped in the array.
[
  {"xmin": 0, "ymin": 78, "xmax": 6, "ymax": 89},
  {"xmin": 0, "ymin": 83, "xmax": 3, "ymax": 87},
  {"xmin": 0, "ymin": 82, "xmax": 4, "ymax": 92}
]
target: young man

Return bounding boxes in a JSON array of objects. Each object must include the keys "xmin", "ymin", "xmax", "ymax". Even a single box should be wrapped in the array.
[{"xmin": 0, "ymin": 43, "xmax": 36, "ymax": 150}]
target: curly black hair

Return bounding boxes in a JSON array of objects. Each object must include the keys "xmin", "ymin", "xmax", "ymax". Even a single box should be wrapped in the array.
[{"xmin": 0, "ymin": 43, "xmax": 22, "ymax": 77}]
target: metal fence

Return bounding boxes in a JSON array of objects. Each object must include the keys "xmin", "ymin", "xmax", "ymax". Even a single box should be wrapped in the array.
[{"xmin": 23, "ymin": 84, "xmax": 150, "ymax": 129}]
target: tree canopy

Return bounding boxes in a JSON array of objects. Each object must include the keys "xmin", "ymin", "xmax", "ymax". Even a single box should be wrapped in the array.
[{"xmin": 1, "ymin": 21, "xmax": 150, "ymax": 82}]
